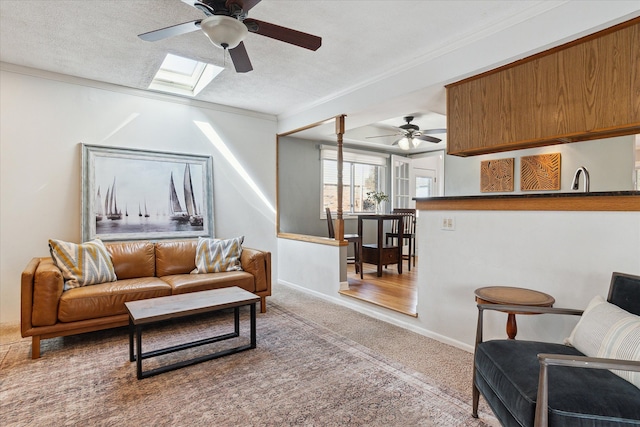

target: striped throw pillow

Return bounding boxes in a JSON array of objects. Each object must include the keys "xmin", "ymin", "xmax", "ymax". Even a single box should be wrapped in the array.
[
  {"xmin": 566, "ymin": 295, "xmax": 640, "ymax": 389},
  {"xmin": 194, "ymin": 236, "xmax": 244, "ymax": 273},
  {"xmin": 49, "ymin": 238, "xmax": 117, "ymax": 290}
]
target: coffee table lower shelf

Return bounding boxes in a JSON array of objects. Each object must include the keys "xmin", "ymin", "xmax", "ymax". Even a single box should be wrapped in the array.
[{"xmin": 125, "ymin": 287, "xmax": 259, "ymax": 380}]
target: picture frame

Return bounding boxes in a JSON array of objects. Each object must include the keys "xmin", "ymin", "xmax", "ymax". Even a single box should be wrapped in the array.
[{"xmin": 82, "ymin": 144, "xmax": 214, "ymax": 242}]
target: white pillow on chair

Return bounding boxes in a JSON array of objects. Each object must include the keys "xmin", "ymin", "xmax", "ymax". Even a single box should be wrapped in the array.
[{"xmin": 566, "ymin": 295, "xmax": 640, "ymax": 389}]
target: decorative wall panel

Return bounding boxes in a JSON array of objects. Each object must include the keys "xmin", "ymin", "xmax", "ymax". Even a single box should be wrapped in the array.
[
  {"xmin": 520, "ymin": 153, "xmax": 561, "ymax": 191},
  {"xmin": 480, "ymin": 158, "xmax": 514, "ymax": 192}
]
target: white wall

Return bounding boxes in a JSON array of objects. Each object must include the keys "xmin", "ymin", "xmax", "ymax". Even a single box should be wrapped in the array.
[
  {"xmin": 0, "ymin": 66, "xmax": 278, "ymax": 325},
  {"xmin": 277, "ymin": 238, "xmax": 346, "ymax": 295},
  {"xmin": 418, "ymin": 210, "xmax": 640, "ymax": 346}
]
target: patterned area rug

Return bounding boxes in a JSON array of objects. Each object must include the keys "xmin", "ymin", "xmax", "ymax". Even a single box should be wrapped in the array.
[{"xmin": 0, "ymin": 303, "xmax": 498, "ymax": 426}]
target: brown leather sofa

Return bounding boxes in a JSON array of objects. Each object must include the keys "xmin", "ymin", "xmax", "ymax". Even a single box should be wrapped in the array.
[{"xmin": 21, "ymin": 239, "xmax": 271, "ymax": 359}]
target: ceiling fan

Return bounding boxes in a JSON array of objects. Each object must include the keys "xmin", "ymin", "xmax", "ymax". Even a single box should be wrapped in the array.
[
  {"xmin": 138, "ymin": 0, "xmax": 322, "ymax": 73},
  {"xmin": 366, "ymin": 116, "xmax": 446, "ymax": 150}
]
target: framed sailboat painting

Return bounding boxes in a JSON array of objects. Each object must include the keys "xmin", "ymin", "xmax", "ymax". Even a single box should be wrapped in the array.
[{"xmin": 81, "ymin": 144, "xmax": 214, "ymax": 241}]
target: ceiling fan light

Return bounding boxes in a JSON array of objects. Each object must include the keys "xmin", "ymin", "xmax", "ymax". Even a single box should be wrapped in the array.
[
  {"xmin": 411, "ymin": 138, "xmax": 421, "ymax": 149},
  {"xmin": 398, "ymin": 138, "xmax": 410, "ymax": 150},
  {"xmin": 200, "ymin": 15, "xmax": 248, "ymax": 50}
]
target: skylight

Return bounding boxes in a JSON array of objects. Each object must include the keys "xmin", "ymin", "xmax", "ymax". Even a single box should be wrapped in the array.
[{"xmin": 149, "ymin": 54, "xmax": 223, "ymax": 97}]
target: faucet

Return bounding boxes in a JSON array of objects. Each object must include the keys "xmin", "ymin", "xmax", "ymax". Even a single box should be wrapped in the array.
[{"xmin": 571, "ymin": 166, "xmax": 590, "ymax": 192}]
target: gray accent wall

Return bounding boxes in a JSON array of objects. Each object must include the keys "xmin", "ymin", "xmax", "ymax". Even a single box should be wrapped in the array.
[{"xmin": 278, "ymin": 136, "xmax": 325, "ymax": 237}]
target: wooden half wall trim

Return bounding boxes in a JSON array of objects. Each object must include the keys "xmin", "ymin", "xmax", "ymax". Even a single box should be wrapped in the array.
[{"xmin": 415, "ymin": 193, "xmax": 640, "ymax": 212}]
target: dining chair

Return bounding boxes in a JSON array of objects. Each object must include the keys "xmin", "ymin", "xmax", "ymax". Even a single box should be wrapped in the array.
[
  {"xmin": 385, "ymin": 208, "xmax": 416, "ymax": 270},
  {"xmin": 326, "ymin": 208, "xmax": 360, "ymax": 273}
]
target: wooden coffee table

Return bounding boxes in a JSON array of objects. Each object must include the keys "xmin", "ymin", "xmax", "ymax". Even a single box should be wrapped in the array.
[
  {"xmin": 474, "ymin": 286, "xmax": 555, "ymax": 339},
  {"xmin": 125, "ymin": 286, "xmax": 260, "ymax": 379}
]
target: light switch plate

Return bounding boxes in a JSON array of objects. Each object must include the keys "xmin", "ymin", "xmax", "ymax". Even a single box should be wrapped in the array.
[{"xmin": 441, "ymin": 217, "xmax": 455, "ymax": 231}]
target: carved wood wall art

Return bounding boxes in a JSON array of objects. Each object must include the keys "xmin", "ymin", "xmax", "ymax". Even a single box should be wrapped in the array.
[
  {"xmin": 520, "ymin": 153, "xmax": 561, "ymax": 191},
  {"xmin": 480, "ymin": 158, "xmax": 514, "ymax": 192}
]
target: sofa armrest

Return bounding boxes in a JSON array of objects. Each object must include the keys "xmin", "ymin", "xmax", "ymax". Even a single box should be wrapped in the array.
[
  {"xmin": 21, "ymin": 257, "xmax": 41, "ymax": 337},
  {"xmin": 241, "ymin": 247, "xmax": 271, "ymax": 294},
  {"xmin": 534, "ymin": 354, "xmax": 640, "ymax": 427},
  {"xmin": 21, "ymin": 257, "xmax": 64, "ymax": 335}
]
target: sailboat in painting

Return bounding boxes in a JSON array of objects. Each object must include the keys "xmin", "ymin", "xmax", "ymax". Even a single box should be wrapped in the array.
[
  {"xmin": 184, "ymin": 164, "xmax": 203, "ymax": 226},
  {"xmin": 95, "ymin": 186, "xmax": 103, "ymax": 222},
  {"xmin": 105, "ymin": 177, "xmax": 122, "ymax": 220},
  {"xmin": 169, "ymin": 172, "xmax": 189, "ymax": 222}
]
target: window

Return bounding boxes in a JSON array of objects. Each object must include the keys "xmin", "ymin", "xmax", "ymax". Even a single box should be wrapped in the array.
[
  {"xmin": 415, "ymin": 176, "xmax": 434, "ymax": 197},
  {"xmin": 321, "ymin": 147, "xmax": 387, "ymax": 215},
  {"xmin": 148, "ymin": 54, "xmax": 224, "ymax": 97}
]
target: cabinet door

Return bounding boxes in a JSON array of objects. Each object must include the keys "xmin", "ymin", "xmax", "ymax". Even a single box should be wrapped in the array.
[{"xmin": 446, "ymin": 19, "xmax": 640, "ymax": 156}]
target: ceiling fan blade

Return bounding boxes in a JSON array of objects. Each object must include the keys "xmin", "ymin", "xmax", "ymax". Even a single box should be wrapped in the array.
[
  {"xmin": 415, "ymin": 134, "xmax": 442, "ymax": 143},
  {"xmin": 138, "ymin": 20, "xmax": 202, "ymax": 42},
  {"xmin": 243, "ymin": 19, "xmax": 321, "ymax": 51},
  {"xmin": 365, "ymin": 133, "xmax": 402, "ymax": 139},
  {"xmin": 420, "ymin": 128, "xmax": 447, "ymax": 135},
  {"xmin": 229, "ymin": 42, "xmax": 253, "ymax": 72}
]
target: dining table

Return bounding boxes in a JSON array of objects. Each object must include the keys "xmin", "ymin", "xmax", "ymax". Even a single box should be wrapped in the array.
[{"xmin": 357, "ymin": 213, "xmax": 403, "ymax": 278}]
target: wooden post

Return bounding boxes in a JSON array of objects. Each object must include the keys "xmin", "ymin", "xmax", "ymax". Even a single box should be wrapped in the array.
[{"xmin": 335, "ymin": 115, "xmax": 346, "ymax": 241}]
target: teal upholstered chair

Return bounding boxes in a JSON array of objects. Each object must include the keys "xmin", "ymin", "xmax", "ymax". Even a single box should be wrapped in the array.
[{"xmin": 472, "ymin": 272, "xmax": 640, "ymax": 427}]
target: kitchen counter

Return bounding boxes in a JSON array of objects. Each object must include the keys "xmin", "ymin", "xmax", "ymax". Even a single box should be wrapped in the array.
[{"xmin": 415, "ymin": 191, "xmax": 640, "ymax": 211}]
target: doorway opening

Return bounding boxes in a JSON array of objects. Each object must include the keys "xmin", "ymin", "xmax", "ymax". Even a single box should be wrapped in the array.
[{"xmin": 339, "ymin": 151, "xmax": 444, "ymax": 316}]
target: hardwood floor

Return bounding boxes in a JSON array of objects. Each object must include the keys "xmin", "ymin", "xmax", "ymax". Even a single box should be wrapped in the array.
[{"xmin": 339, "ymin": 259, "xmax": 418, "ymax": 317}]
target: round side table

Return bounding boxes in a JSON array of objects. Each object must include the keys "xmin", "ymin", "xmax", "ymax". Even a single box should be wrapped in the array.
[{"xmin": 474, "ymin": 286, "xmax": 555, "ymax": 339}]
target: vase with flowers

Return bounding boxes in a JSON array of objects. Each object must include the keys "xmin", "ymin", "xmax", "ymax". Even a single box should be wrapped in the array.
[{"xmin": 366, "ymin": 191, "xmax": 389, "ymax": 214}]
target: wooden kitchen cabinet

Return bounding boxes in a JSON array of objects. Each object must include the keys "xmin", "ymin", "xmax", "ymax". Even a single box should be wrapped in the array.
[{"xmin": 446, "ymin": 17, "xmax": 640, "ymax": 156}]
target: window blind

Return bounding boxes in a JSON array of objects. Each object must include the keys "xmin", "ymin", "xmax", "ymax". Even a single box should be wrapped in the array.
[{"xmin": 320, "ymin": 145, "xmax": 388, "ymax": 166}]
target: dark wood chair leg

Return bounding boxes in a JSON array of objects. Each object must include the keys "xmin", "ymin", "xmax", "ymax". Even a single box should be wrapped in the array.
[
  {"xmin": 353, "ymin": 241, "xmax": 359, "ymax": 274},
  {"xmin": 472, "ymin": 380, "xmax": 480, "ymax": 418},
  {"xmin": 412, "ymin": 237, "xmax": 416, "ymax": 267}
]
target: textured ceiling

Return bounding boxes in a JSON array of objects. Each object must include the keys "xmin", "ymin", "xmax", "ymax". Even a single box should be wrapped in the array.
[
  {"xmin": 1, "ymin": 0, "xmax": 549, "ymax": 115},
  {"xmin": 1, "ymin": 1, "xmax": 638, "ymax": 152}
]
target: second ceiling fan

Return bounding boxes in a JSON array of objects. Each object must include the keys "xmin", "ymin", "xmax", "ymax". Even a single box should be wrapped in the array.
[
  {"xmin": 138, "ymin": 0, "xmax": 322, "ymax": 73},
  {"xmin": 366, "ymin": 116, "xmax": 446, "ymax": 150}
]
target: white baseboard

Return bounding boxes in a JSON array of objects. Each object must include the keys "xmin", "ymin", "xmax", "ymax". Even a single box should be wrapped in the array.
[{"xmin": 276, "ymin": 280, "xmax": 474, "ymax": 353}]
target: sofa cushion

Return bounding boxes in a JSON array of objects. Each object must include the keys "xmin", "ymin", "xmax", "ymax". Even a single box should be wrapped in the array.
[
  {"xmin": 566, "ymin": 295, "xmax": 640, "ymax": 388},
  {"xmin": 155, "ymin": 240, "xmax": 197, "ymax": 276},
  {"xmin": 161, "ymin": 271, "xmax": 254, "ymax": 295},
  {"xmin": 475, "ymin": 340, "xmax": 640, "ymax": 427},
  {"xmin": 105, "ymin": 241, "xmax": 155, "ymax": 279},
  {"xmin": 194, "ymin": 236, "xmax": 244, "ymax": 273},
  {"xmin": 49, "ymin": 238, "xmax": 117, "ymax": 290},
  {"xmin": 58, "ymin": 278, "xmax": 171, "ymax": 322}
]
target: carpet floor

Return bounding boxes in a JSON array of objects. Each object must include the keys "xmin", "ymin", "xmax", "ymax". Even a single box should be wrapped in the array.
[{"xmin": 0, "ymin": 284, "xmax": 498, "ymax": 426}]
